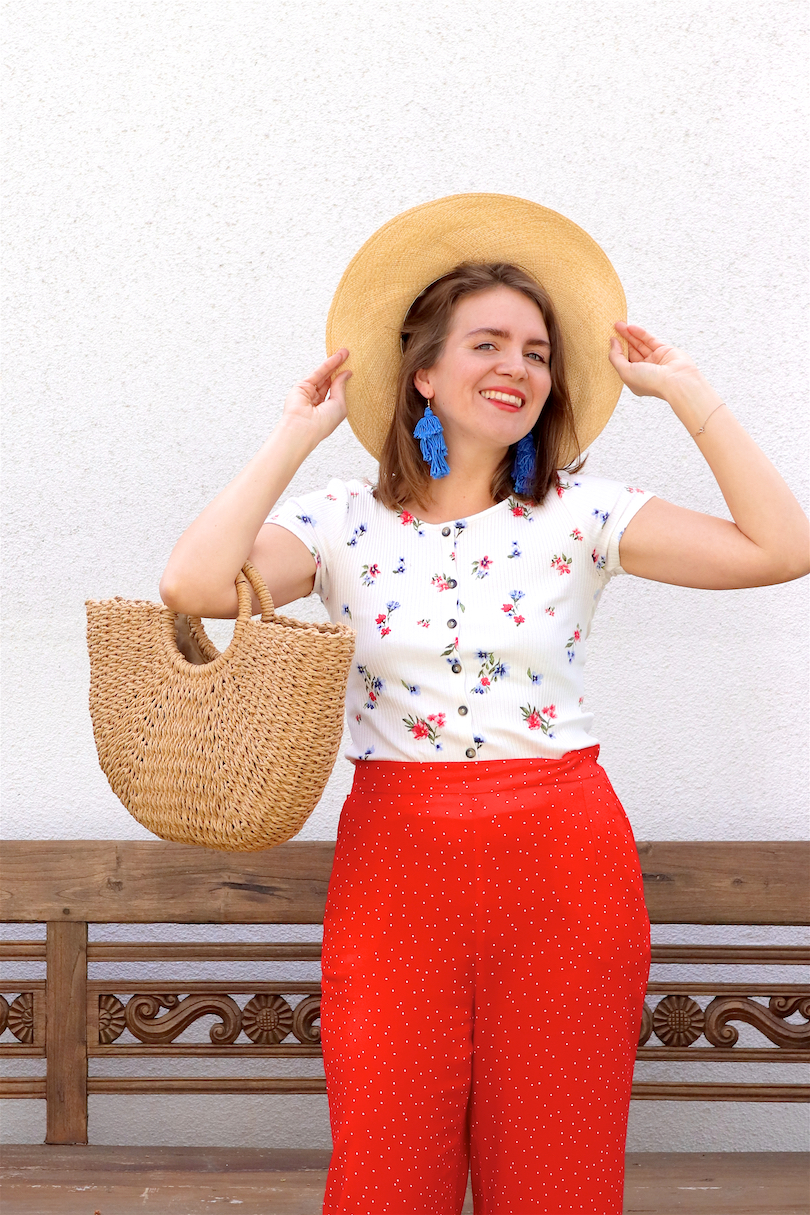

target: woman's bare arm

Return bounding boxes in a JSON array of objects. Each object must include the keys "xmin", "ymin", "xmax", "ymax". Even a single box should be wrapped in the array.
[
  {"xmin": 609, "ymin": 323, "xmax": 810, "ymax": 589},
  {"xmin": 159, "ymin": 350, "xmax": 351, "ymax": 617}
]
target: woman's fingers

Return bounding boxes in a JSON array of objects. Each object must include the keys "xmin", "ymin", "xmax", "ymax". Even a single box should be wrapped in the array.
[
  {"xmin": 303, "ymin": 348, "xmax": 349, "ymax": 389},
  {"xmin": 614, "ymin": 322, "xmax": 670, "ymax": 362}
]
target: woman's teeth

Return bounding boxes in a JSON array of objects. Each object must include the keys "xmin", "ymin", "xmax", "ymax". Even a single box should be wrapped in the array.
[{"xmin": 481, "ymin": 390, "xmax": 524, "ymax": 407}]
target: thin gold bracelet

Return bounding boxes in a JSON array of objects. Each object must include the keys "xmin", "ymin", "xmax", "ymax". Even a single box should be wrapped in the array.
[{"xmin": 691, "ymin": 401, "xmax": 726, "ymax": 438}]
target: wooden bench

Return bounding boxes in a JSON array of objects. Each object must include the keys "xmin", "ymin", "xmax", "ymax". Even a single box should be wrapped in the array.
[{"xmin": 1, "ymin": 839, "xmax": 808, "ymax": 1210}]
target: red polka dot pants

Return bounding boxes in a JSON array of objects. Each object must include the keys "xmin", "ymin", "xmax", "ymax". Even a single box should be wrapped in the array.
[{"xmin": 319, "ymin": 746, "xmax": 651, "ymax": 1214}]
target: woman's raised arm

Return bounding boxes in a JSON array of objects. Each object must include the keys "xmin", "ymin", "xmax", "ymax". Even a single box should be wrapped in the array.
[
  {"xmin": 159, "ymin": 350, "xmax": 351, "ymax": 617},
  {"xmin": 609, "ymin": 323, "xmax": 810, "ymax": 589}
]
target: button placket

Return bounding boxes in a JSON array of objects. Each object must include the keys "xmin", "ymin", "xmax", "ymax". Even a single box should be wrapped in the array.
[{"xmin": 449, "ymin": 520, "xmax": 475, "ymax": 754}]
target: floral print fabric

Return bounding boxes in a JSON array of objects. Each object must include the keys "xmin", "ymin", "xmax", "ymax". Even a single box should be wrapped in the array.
[{"xmin": 266, "ymin": 474, "xmax": 654, "ymax": 761}]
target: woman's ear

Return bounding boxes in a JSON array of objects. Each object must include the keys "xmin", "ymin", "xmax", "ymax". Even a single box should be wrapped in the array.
[{"xmin": 413, "ymin": 370, "xmax": 432, "ymax": 400}]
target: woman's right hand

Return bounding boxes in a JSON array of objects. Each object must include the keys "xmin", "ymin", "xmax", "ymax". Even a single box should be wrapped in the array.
[{"xmin": 281, "ymin": 348, "xmax": 352, "ymax": 447}]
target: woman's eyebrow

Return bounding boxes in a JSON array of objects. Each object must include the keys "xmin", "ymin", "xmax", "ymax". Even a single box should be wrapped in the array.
[{"xmin": 465, "ymin": 327, "xmax": 551, "ymax": 349}]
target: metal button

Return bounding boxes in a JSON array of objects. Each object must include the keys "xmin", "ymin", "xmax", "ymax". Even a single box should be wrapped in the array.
[
  {"xmin": 447, "ymin": 618, "xmax": 457, "ymax": 629},
  {"xmin": 448, "ymin": 579, "xmax": 457, "ymax": 588},
  {"xmin": 465, "ymin": 747, "xmax": 476, "ymax": 759},
  {"xmin": 458, "ymin": 705, "xmax": 468, "ymax": 716},
  {"xmin": 441, "ymin": 526, "xmax": 451, "ymax": 536},
  {"xmin": 451, "ymin": 662, "xmax": 462, "ymax": 674}
]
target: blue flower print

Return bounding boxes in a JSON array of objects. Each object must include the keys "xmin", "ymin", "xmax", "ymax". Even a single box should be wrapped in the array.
[
  {"xmin": 346, "ymin": 523, "xmax": 368, "ymax": 547},
  {"xmin": 591, "ymin": 508, "xmax": 609, "ymax": 527},
  {"xmin": 507, "ymin": 541, "xmax": 522, "ymax": 559},
  {"xmin": 471, "ymin": 652, "xmax": 510, "ymax": 694},
  {"xmin": 375, "ymin": 601, "xmax": 400, "ymax": 637},
  {"xmin": 454, "ymin": 520, "xmax": 467, "ymax": 540},
  {"xmin": 341, "ymin": 604, "xmax": 352, "ymax": 622},
  {"xmin": 591, "ymin": 549, "xmax": 606, "ymax": 572},
  {"xmin": 296, "ymin": 513, "xmax": 317, "ymax": 526},
  {"xmin": 527, "ymin": 668, "xmax": 543, "ymax": 685},
  {"xmin": 357, "ymin": 665, "xmax": 384, "ymax": 709},
  {"xmin": 473, "ymin": 735, "xmax": 486, "ymax": 752},
  {"xmin": 392, "ymin": 557, "xmax": 407, "ymax": 574},
  {"xmin": 400, "ymin": 681, "xmax": 421, "ymax": 695},
  {"xmin": 501, "ymin": 589, "xmax": 526, "ymax": 625},
  {"xmin": 357, "ymin": 747, "xmax": 375, "ymax": 761}
]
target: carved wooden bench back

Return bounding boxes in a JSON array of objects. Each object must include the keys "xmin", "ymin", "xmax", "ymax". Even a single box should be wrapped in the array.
[{"xmin": 1, "ymin": 839, "xmax": 808, "ymax": 1144}]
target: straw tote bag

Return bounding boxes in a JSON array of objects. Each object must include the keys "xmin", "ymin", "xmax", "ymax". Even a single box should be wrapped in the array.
[{"xmin": 85, "ymin": 560, "xmax": 356, "ymax": 851}]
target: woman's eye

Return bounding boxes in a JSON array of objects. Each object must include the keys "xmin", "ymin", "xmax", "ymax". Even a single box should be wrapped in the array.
[
  {"xmin": 527, "ymin": 352, "xmax": 547, "ymax": 363},
  {"xmin": 475, "ymin": 342, "xmax": 496, "ymax": 351}
]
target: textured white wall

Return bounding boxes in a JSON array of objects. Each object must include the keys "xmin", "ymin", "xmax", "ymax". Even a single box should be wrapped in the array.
[{"xmin": 2, "ymin": 0, "xmax": 808, "ymax": 1151}]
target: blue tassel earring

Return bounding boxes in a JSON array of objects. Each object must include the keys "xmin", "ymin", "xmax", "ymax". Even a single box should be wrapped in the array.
[
  {"xmin": 414, "ymin": 400, "xmax": 450, "ymax": 479},
  {"xmin": 511, "ymin": 432, "xmax": 537, "ymax": 495}
]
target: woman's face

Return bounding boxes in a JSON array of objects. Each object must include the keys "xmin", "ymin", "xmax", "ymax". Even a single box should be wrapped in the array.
[{"xmin": 414, "ymin": 285, "xmax": 553, "ymax": 452}]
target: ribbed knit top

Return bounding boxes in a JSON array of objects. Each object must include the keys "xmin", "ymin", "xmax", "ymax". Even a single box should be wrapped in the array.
[{"xmin": 267, "ymin": 473, "xmax": 654, "ymax": 762}]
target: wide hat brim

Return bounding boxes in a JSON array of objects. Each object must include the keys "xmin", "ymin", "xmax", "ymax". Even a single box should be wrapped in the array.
[{"xmin": 326, "ymin": 192, "xmax": 627, "ymax": 465}]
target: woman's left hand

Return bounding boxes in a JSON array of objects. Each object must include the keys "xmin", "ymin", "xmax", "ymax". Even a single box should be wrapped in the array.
[{"xmin": 609, "ymin": 321, "xmax": 704, "ymax": 401}]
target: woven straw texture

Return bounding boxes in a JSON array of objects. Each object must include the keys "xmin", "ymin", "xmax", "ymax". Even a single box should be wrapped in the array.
[
  {"xmin": 326, "ymin": 192, "xmax": 627, "ymax": 464},
  {"xmin": 85, "ymin": 561, "xmax": 356, "ymax": 851}
]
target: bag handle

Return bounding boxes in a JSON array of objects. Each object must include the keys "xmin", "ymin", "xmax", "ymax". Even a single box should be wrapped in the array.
[{"xmin": 174, "ymin": 560, "xmax": 276, "ymax": 666}]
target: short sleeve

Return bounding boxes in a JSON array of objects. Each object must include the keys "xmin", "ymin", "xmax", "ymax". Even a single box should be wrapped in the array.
[
  {"xmin": 264, "ymin": 478, "xmax": 352, "ymax": 603},
  {"xmin": 557, "ymin": 474, "xmax": 656, "ymax": 582},
  {"xmin": 600, "ymin": 484, "xmax": 655, "ymax": 579}
]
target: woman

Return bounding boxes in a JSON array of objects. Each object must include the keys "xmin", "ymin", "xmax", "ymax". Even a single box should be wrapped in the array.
[{"xmin": 159, "ymin": 196, "xmax": 809, "ymax": 1215}]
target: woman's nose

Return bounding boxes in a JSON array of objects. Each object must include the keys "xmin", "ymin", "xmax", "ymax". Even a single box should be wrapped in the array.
[{"xmin": 496, "ymin": 349, "xmax": 528, "ymax": 378}]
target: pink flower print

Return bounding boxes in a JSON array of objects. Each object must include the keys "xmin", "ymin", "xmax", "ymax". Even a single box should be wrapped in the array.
[
  {"xmin": 521, "ymin": 703, "xmax": 556, "ymax": 736},
  {"xmin": 354, "ymin": 713, "xmax": 362, "ymax": 722},
  {"xmin": 376, "ymin": 601, "xmax": 400, "ymax": 636},
  {"xmin": 417, "ymin": 618, "xmax": 431, "ymax": 628},
  {"xmin": 403, "ymin": 713, "xmax": 444, "ymax": 751},
  {"xmin": 507, "ymin": 496, "xmax": 534, "ymax": 520},
  {"xmin": 569, "ymin": 527, "xmax": 583, "ymax": 541},
  {"xmin": 554, "ymin": 477, "xmax": 581, "ymax": 497},
  {"xmin": 326, "ymin": 493, "xmax": 337, "ymax": 501},
  {"xmin": 396, "ymin": 506, "xmax": 425, "ymax": 535},
  {"xmin": 592, "ymin": 548, "xmax": 606, "ymax": 571},
  {"xmin": 471, "ymin": 555, "xmax": 493, "ymax": 579},
  {"xmin": 626, "ymin": 486, "xmax": 645, "ymax": 493},
  {"xmin": 566, "ymin": 624, "xmax": 582, "ymax": 663},
  {"xmin": 502, "ymin": 590, "xmax": 526, "ymax": 625},
  {"xmin": 545, "ymin": 606, "xmax": 555, "ymax": 617},
  {"xmin": 551, "ymin": 553, "xmax": 572, "ymax": 576},
  {"xmin": 431, "ymin": 573, "xmax": 454, "ymax": 592},
  {"xmin": 360, "ymin": 563, "xmax": 380, "ymax": 587}
]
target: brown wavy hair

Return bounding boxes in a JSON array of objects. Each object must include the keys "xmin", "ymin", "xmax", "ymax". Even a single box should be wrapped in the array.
[{"xmin": 374, "ymin": 262, "xmax": 585, "ymax": 512}]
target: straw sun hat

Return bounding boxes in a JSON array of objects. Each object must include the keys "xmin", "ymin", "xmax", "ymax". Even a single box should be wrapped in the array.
[{"xmin": 326, "ymin": 192, "xmax": 628, "ymax": 464}]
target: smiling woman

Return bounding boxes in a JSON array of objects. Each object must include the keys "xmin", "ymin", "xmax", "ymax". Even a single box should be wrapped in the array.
[
  {"xmin": 157, "ymin": 193, "xmax": 809, "ymax": 1215},
  {"xmin": 376, "ymin": 262, "xmax": 582, "ymax": 515}
]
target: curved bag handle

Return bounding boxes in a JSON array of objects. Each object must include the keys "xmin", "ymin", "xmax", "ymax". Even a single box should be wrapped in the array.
[{"xmin": 174, "ymin": 560, "xmax": 277, "ymax": 665}]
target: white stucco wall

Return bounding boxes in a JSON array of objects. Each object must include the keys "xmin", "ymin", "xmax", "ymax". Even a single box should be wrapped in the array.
[{"xmin": 2, "ymin": 0, "xmax": 808, "ymax": 1152}]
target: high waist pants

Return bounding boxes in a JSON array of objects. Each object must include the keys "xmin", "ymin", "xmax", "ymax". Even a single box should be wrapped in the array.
[{"xmin": 319, "ymin": 746, "xmax": 651, "ymax": 1214}]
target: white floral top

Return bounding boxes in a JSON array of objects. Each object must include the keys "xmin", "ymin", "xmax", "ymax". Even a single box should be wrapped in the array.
[{"xmin": 267, "ymin": 474, "xmax": 654, "ymax": 762}]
